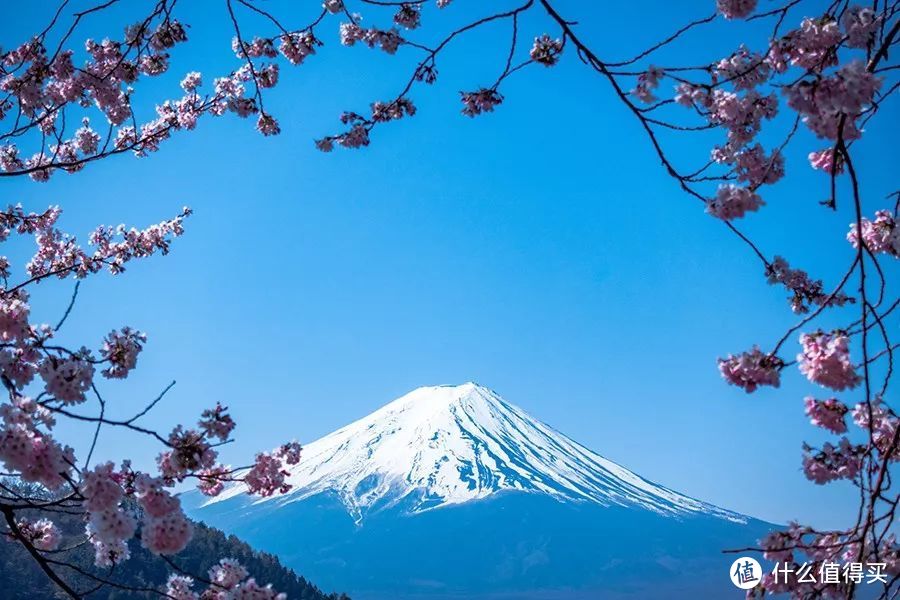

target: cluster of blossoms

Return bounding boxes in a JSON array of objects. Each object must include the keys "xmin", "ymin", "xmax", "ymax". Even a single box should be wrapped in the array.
[
  {"xmin": 340, "ymin": 20, "xmax": 405, "ymax": 54},
  {"xmin": 157, "ymin": 426, "xmax": 219, "ymax": 483},
  {"xmin": 38, "ymin": 353, "xmax": 95, "ymax": 404},
  {"xmin": 319, "ymin": 27, "xmax": 563, "ymax": 150},
  {"xmin": 716, "ymin": 0, "xmax": 757, "ymax": 20},
  {"xmin": 753, "ymin": 533, "xmax": 900, "ymax": 597},
  {"xmin": 530, "ymin": 35, "xmax": 564, "ymax": 67},
  {"xmin": 852, "ymin": 398, "xmax": 900, "ymax": 461},
  {"xmin": 730, "ymin": 144, "xmax": 784, "ymax": 188},
  {"xmin": 706, "ymin": 183, "xmax": 764, "ymax": 221},
  {"xmin": 393, "ymin": 4, "xmax": 421, "ymax": 30},
  {"xmin": 371, "ymin": 98, "xmax": 417, "ymax": 123},
  {"xmin": 164, "ymin": 558, "xmax": 287, "ymax": 599},
  {"xmin": 631, "ymin": 66, "xmax": 663, "ymax": 104},
  {"xmin": 100, "ymin": 327, "xmax": 146, "ymax": 378},
  {"xmin": 842, "ymin": 6, "xmax": 880, "ymax": 49},
  {"xmin": 797, "ymin": 331, "xmax": 861, "ymax": 392},
  {"xmin": 315, "ymin": 124, "xmax": 368, "ymax": 152},
  {"xmin": 135, "ymin": 473, "xmax": 194, "ymax": 555},
  {"xmin": 81, "ymin": 462, "xmax": 137, "ymax": 565},
  {"xmin": 802, "ymin": 438, "xmax": 865, "ymax": 484},
  {"xmin": 0, "ymin": 393, "xmax": 72, "ymax": 489},
  {"xmin": 808, "ymin": 147, "xmax": 843, "ymax": 174},
  {"xmin": 0, "ymin": 200, "xmax": 303, "ymax": 590},
  {"xmin": 14, "ymin": 517, "xmax": 61, "ymax": 551},
  {"xmin": 714, "ymin": 46, "xmax": 770, "ymax": 90},
  {"xmin": 785, "ymin": 61, "xmax": 882, "ymax": 141},
  {"xmin": 25, "ymin": 205, "xmax": 191, "ymax": 280},
  {"xmin": 460, "ymin": 89, "xmax": 504, "ymax": 118},
  {"xmin": 804, "ymin": 397, "xmax": 848, "ymax": 435},
  {"xmin": 0, "ymin": 19, "xmax": 184, "ymax": 122},
  {"xmin": 157, "ymin": 404, "xmax": 300, "ymax": 499},
  {"xmin": 314, "ymin": 98, "xmax": 416, "ymax": 151},
  {"xmin": 718, "ymin": 346, "xmax": 783, "ymax": 392},
  {"xmin": 278, "ymin": 31, "xmax": 320, "ymax": 66},
  {"xmin": 848, "ymin": 210, "xmax": 900, "ymax": 257},
  {"xmin": 1, "ymin": 1, "xmax": 337, "ymax": 182},
  {"xmin": 765, "ymin": 256, "xmax": 854, "ymax": 314},
  {"xmin": 244, "ymin": 441, "xmax": 303, "ymax": 497},
  {"xmin": 769, "ymin": 17, "xmax": 843, "ymax": 73},
  {"xmin": 0, "ymin": 20, "xmax": 189, "ymax": 181}
]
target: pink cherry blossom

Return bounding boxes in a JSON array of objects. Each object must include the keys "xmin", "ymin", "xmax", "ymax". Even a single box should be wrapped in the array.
[
  {"xmin": 773, "ymin": 17, "xmax": 842, "ymax": 72},
  {"xmin": 166, "ymin": 575, "xmax": 199, "ymax": 600},
  {"xmin": 802, "ymin": 438, "xmax": 864, "ymax": 484},
  {"xmin": 228, "ymin": 578, "xmax": 288, "ymax": 599},
  {"xmin": 245, "ymin": 451, "xmax": 291, "ymax": 496},
  {"xmin": 180, "ymin": 71, "xmax": 202, "ymax": 92},
  {"xmin": 88, "ymin": 507, "xmax": 137, "ymax": 543},
  {"xmin": 394, "ymin": 4, "xmax": 421, "ymax": 30},
  {"xmin": 100, "ymin": 327, "xmax": 146, "ymax": 379},
  {"xmin": 16, "ymin": 517, "xmax": 62, "ymax": 551},
  {"xmin": 0, "ymin": 423, "xmax": 75, "ymax": 489},
  {"xmin": 371, "ymin": 98, "xmax": 416, "ymax": 122},
  {"xmin": 848, "ymin": 210, "xmax": 899, "ymax": 257},
  {"xmin": 278, "ymin": 32, "xmax": 319, "ymax": 65},
  {"xmin": 759, "ymin": 523, "xmax": 807, "ymax": 563},
  {"xmin": 87, "ymin": 525, "xmax": 130, "ymax": 567},
  {"xmin": 199, "ymin": 403, "xmax": 236, "ymax": 441},
  {"xmin": 852, "ymin": 398, "xmax": 899, "ymax": 460},
  {"xmin": 717, "ymin": 346, "xmax": 782, "ymax": 392},
  {"xmin": 765, "ymin": 256, "xmax": 853, "ymax": 314},
  {"xmin": 276, "ymin": 441, "xmax": 302, "ymax": 465},
  {"xmin": 197, "ymin": 464, "xmax": 231, "ymax": 496},
  {"xmin": 631, "ymin": 66, "xmax": 663, "ymax": 103},
  {"xmin": 38, "ymin": 354, "xmax": 95, "ymax": 404},
  {"xmin": 714, "ymin": 46, "xmax": 770, "ymax": 90},
  {"xmin": 157, "ymin": 426, "xmax": 217, "ymax": 482},
  {"xmin": 323, "ymin": 0, "xmax": 344, "ymax": 15},
  {"xmin": 530, "ymin": 35, "xmax": 564, "ymax": 67},
  {"xmin": 842, "ymin": 5, "xmax": 880, "ymax": 49},
  {"xmin": 716, "ymin": 0, "xmax": 757, "ymax": 19},
  {"xmin": 82, "ymin": 462, "xmax": 125, "ymax": 512},
  {"xmin": 706, "ymin": 184, "xmax": 764, "ymax": 220},
  {"xmin": 804, "ymin": 397, "xmax": 848, "ymax": 434},
  {"xmin": 74, "ymin": 119, "xmax": 101, "ymax": 155},
  {"xmin": 785, "ymin": 61, "xmax": 881, "ymax": 141},
  {"xmin": 797, "ymin": 331, "xmax": 861, "ymax": 391},
  {"xmin": 141, "ymin": 509, "xmax": 193, "ymax": 555},
  {"xmin": 731, "ymin": 144, "xmax": 784, "ymax": 187},
  {"xmin": 135, "ymin": 474, "xmax": 181, "ymax": 518},
  {"xmin": 0, "ymin": 291, "xmax": 30, "ymax": 342},
  {"xmin": 808, "ymin": 148, "xmax": 843, "ymax": 174},
  {"xmin": 460, "ymin": 89, "xmax": 503, "ymax": 117},
  {"xmin": 209, "ymin": 557, "xmax": 249, "ymax": 589},
  {"xmin": 340, "ymin": 22, "xmax": 404, "ymax": 54},
  {"xmin": 256, "ymin": 113, "xmax": 281, "ymax": 136}
]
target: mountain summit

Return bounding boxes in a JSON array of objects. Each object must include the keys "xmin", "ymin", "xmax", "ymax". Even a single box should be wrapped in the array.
[
  {"xmin": 187, "ymin": 384, "xmax": 773, "ymax": 600},
  {"xmin": 206, "ymin": 383, "xmax": 741, "ymax": 523}
]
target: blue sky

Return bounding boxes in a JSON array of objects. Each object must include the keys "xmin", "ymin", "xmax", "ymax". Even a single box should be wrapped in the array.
[{"xmin": 3, "ymin": 0, "xmax": 897, "ymax": 529}]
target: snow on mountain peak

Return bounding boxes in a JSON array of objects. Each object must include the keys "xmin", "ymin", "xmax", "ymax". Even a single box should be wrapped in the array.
[{"xmin": 205, "ymin": 383, "xmax": 745, "ymax": 524}]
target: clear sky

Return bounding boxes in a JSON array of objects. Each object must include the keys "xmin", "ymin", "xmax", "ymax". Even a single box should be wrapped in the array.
[{"xmin": 3, "ymin": 0, "xmax": 897, "ymax": 529}]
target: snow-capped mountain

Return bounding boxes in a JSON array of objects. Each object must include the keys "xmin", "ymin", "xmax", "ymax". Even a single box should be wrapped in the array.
[
  {"xmin": 206, "ymin": 383, "xmax": 740, "ymax": 522},
  {"xmin": 186, "ymin": 384, "xmax": 774, "ymax": 600}
]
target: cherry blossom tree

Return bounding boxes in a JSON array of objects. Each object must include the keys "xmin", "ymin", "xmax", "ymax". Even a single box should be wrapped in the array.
[{"xmin": 1, "ymin": 0, "xmax": 898, "ymax": 598}]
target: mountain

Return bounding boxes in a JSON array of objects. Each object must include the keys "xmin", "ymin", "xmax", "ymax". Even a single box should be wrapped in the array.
[{"xmin": 184, "ymin": 383, "xmax": 776, "ymax": 599}]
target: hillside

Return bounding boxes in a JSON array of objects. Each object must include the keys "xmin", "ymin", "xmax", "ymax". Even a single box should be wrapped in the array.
[{"xmin": 0, "ymin": 515, "xmax": 349, "ymax": 600}]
